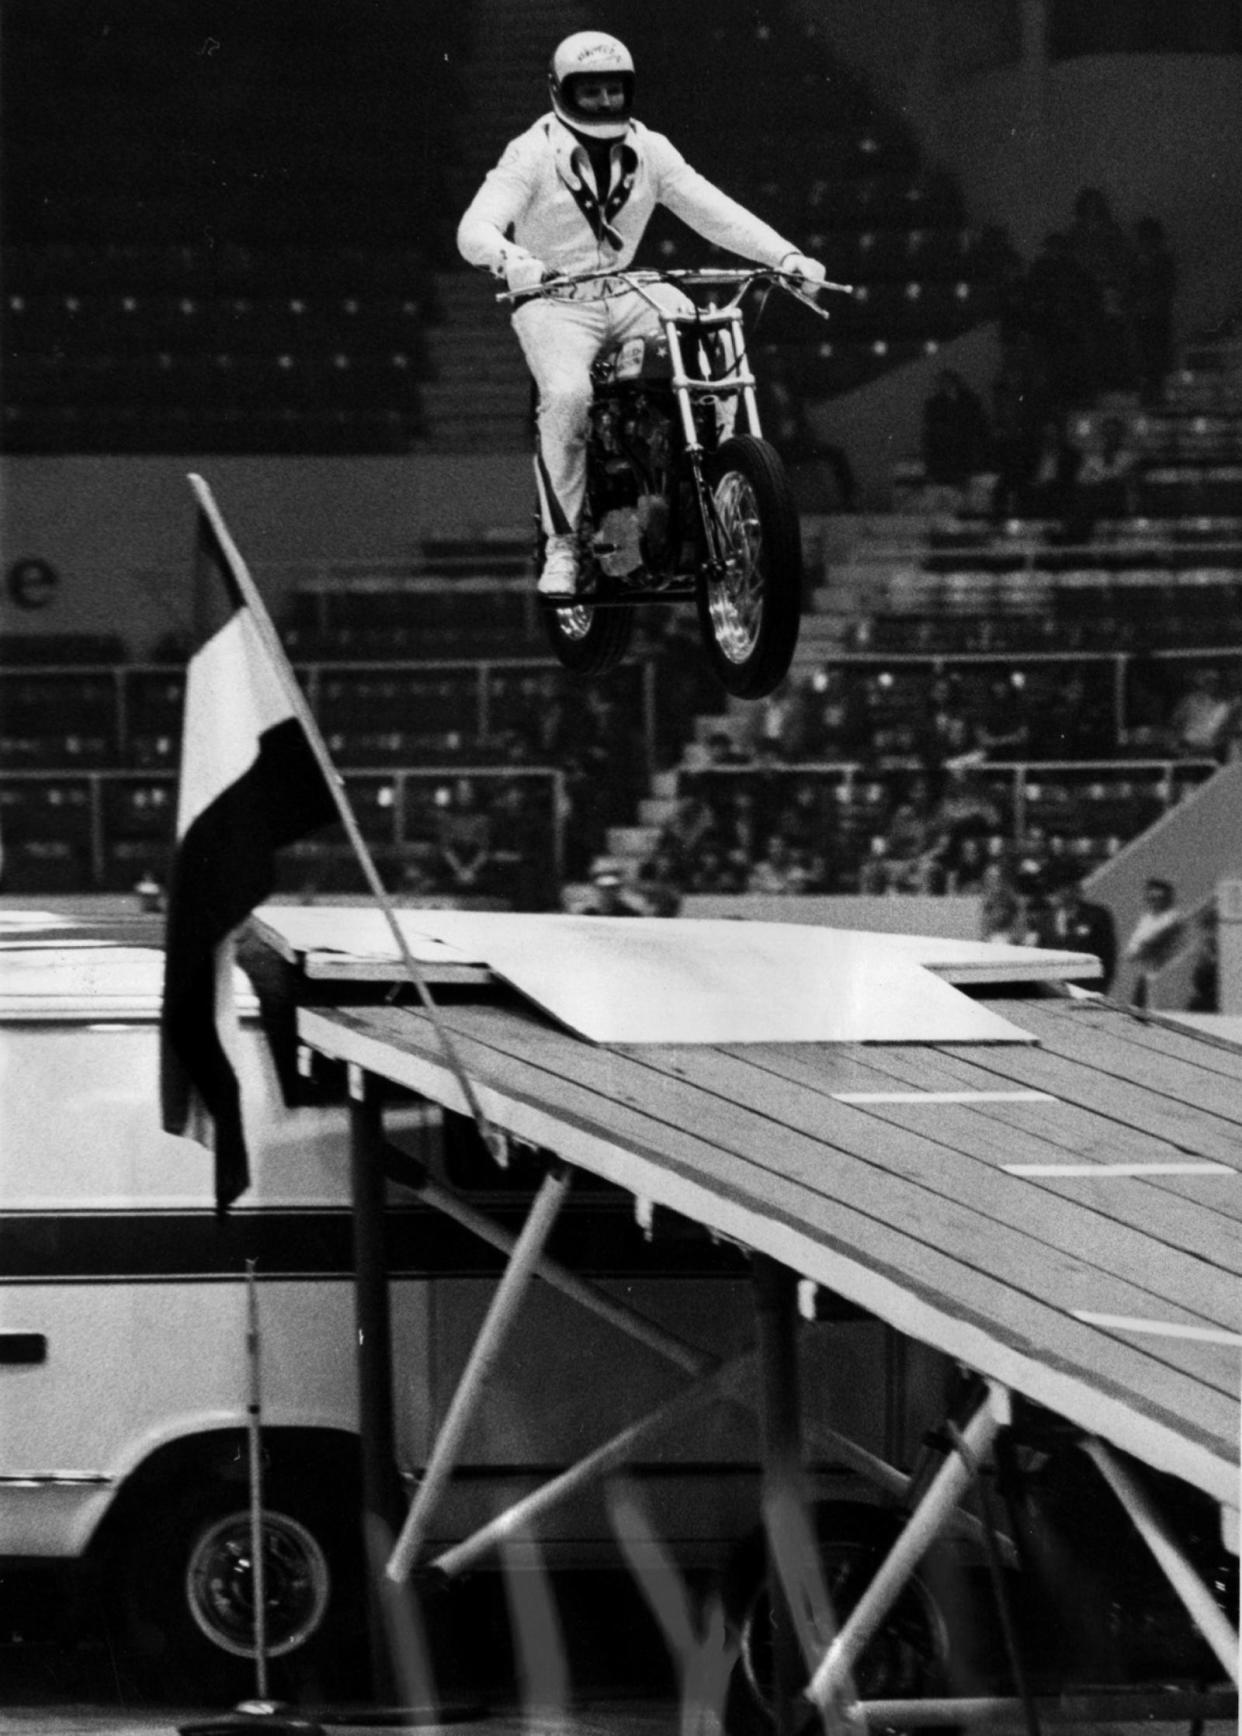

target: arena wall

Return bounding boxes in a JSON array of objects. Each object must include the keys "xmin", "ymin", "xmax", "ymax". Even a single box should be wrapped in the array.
[
  {"xmin": 796, "ymin": 0, "xmax": 1242, "ymax": 335},
  {"xmin": 0, "ymin": 454, "xmax": 531, "ymax": 655}
]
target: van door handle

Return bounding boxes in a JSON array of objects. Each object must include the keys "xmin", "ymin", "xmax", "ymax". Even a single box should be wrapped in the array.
[{"xmin": 0, "ymin": 1333, "xmax": 47, "ymax": 1365}]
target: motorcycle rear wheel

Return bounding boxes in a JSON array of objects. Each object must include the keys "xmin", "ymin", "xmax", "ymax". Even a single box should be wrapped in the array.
[
  {"xmin": 538, "ymin": 534, "xmax": 634, "ymax": 676},
  {"xmin": 697, "ymin": 435, "xmax": 802, "ymax": 700}
]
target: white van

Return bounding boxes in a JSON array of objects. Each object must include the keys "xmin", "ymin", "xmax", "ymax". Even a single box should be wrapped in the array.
[{"xmin": 0, "ymin": 914, "xmax": 914, "ymax": 1703}]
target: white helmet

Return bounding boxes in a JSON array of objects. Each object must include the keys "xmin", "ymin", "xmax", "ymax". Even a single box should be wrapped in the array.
[{"xmin": 548, "ymin": 31, "xmax": 635, "ymax": 140}]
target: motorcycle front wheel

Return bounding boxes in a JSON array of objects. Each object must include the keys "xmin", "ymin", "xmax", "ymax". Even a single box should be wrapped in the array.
[{"xmin": 697, "ymin": 435, "xmax": 802, "ymax": 700}]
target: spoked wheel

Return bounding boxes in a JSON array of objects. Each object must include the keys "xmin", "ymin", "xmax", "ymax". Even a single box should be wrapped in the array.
[
  {"xmin": 723, "ymin": 1504, "xmax": 956, "ymax": 1734},
  {"xmin": 698, "ymin": 434, "xmax": 802, "ymax": 699},
  {"xmin": 538, "ymin": 536, "xmax": 634, "ymax": 676}
]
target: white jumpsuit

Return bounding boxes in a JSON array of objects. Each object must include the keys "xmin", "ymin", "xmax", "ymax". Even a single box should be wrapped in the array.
[{"xmin": 457, "ymin": 113, "xmax": 802, "ymax": 537}]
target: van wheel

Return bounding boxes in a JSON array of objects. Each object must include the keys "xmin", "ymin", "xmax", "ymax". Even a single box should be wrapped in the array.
[
  {"xmin": 722, "ymin": 1502, "xmax": 956, "ymax": 1733},
  {"xmin": 115, "ymin": 1480, "xmax": 363, "ymax": 1701}
]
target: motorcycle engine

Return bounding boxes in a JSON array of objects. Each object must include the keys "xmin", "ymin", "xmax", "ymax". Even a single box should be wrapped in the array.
[{"xmin": 588, "ymin": 390, "xmax": 674, "ymax": 579}]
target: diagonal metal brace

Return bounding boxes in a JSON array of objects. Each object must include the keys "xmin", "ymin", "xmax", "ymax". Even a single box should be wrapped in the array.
[
  {"xmin": 1081, "ymin": 1437, "xmax": 1239, "ymax": 1685},
  {"xmin": 806, "ymin": 1380, "xmax": 1011, "ymax": 1715},
  {"xmin": 386, "ymin": 1162, "xmax": 573, "ymax": 1582}
]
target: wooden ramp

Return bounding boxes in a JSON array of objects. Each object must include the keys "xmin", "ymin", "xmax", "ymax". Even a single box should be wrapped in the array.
[
  {"xmin": 284, "ymin": 908, "xmax": 1239, "ymax": 1715},
  {"xmin": 297, "ymin": 981, "xmax": 1241, "ymax": 1518}
]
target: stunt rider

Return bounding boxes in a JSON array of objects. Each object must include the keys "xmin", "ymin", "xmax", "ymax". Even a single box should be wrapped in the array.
[{"xmin": 457, "ymin": 30, "xmax": 827, "ymax": 599}]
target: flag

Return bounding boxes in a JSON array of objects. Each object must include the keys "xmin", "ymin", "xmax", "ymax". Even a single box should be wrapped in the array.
[{"xmin": 161, "ymin": 495, "xmax": 338, "ymax": 1211}]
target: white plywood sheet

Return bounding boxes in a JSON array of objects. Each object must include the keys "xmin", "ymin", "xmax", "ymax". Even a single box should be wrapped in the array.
[
  {"xmin": 255, "ymin": 907, "xmax": 1034, "ymax": 1045},
  {"xmin": 0, "ymin": 945, "xmax": 258, "ymax": 1021}
]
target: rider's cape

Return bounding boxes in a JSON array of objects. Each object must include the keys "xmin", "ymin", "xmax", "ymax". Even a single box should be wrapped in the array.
[{"xmin": 457, "ymin": 114, "xmax": 799, "ymax": 282}]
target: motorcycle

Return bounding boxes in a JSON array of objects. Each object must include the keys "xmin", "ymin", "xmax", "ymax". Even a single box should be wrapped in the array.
[{"xmin": 502, "ymin": 266, "xmax": 849, "ymax": 699}]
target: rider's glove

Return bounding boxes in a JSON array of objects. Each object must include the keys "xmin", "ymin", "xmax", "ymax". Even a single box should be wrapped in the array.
[
  {"xmin": 780, "ymin": 252, "xmax": 828, "ymax": 292},
  {"xmin": 501, "ymin": 251, "xmax": 551, "ymax": 294}
]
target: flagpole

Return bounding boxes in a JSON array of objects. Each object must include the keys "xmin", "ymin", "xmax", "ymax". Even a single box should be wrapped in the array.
[
  {"xmin": 245, "ymin": 1260, "xmax": 270, "ymax": 1701},
  {"xmin": 185, "ymin": 472, "xmax": 502, "ymax": 1163}
]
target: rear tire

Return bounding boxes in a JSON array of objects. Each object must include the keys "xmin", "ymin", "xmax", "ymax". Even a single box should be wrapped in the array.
[
  {"xmin": 697, "ymin": 435, "xmax": 802, "ymax": 700},
  {"xmin": 537, "ymin": 528, "xmax": 634, "ymax": 675}
]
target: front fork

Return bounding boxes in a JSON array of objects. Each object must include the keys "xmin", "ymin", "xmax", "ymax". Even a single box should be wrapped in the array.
[{"xmin": 663, "ymin": 310, "xmax": 755, "ymax": 583}]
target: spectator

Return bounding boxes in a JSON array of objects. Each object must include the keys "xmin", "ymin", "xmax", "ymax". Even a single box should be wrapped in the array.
[
  {"xmin": 643, "ymin": 613, "xmax": 721, "ymax": 770},
  {"xmin": 921, "ymin": 369, "xmax": 992, "ymax": 494},
  {"xmin": 739, "ymin": 672, "xmax": 823, "ymax": 762},
  {"xmin": 656, "ymin": 792, "xmax": 720, "ymax": 876},
  {"xmin": 687, "ymin": 841, "xmax": 748, "ymax": 894},
  {"xmin": 1122, "ymin": 875, "xmax": 1186, "ymax": 1007},
  {"xmin": 1063, "ymin": 186, "xmax": 1140, "ymax": 391},
  {"xmin": 579, "ymin": 861, "xmax": 643, "ymax": 916},
  {"xmin": 949, "ymin": 833, "xmax": 992, "ymax": 894},
  {"xmin": 1129, "ymin": 216, "xmax": 1177, "ymax": 404},
  {"xmin": 919, "ymin": 674, "xmax": 981, "ymax": 772},
  {"xmin": 746, "ymin": 832, "xmax": 816, "ymax": 895},
  {"xmin": 1013, "ymin": 231, "xmax": 1107, "ymax": 410},
  {"xmin": 885, "ymin": 777, "xmax": 937, "ymax": 884},
  {"xmin": 703, "ymin": 728, "xmax": 751, "ymax": 766},
  {"xmin": 984, "ymin": 883, "xmax": 1044, "ymax": 947},
  {"xmin": 930, "ymin": 767, "xmax": 1005, "ymax": 879},
  {"xmin": 760, "ymin": 350, "xmax": 858, "ymax": 511},
  {"xmin": 975, "ymin": 674, "xmax": 1032, "ymax": 760},
  {"xmin": 491, "ymin": 779, "xmax": 555, "ymax": 909},
  {"xmin": 856, "ymin": 835, "xmax": 895, "ymax": 895},
  {"xmin": 990, "ymin": 337, "xmax": 1052, "ymax": 519},
  {"xmin": 771, "ymin": 777, "xmax": 831, "ymax": 858},
  {"xmin": 432, "ymin": 777, "xmax": 493, "ymax": 892},
  {"xmin": 1040, "ymin": 831, "xmax": 1084, "ymax": 897},
  {"xmin": 634, "ymin": 846, "xmax": 685, "ymax": 916},
  {"xmin": 1072, "ymin": 415, "xmax": 1138, "ymax": 536},
  {"xmin": 806, "ymin": 665, "xmax": 873, "ymax": 761},
  {"xmin": 981, "ymin": 884, "xmax": 1023, "ymax": 945},
  {"xmin": 1169, "ymin": 666, "xmax": 1238, "ymax": 760},
  {"xmin": 1035, "ymin": 879, "xmax": 1118, "ymax": 992},
  {"xmin": 1040, "ymin": 669, "xmax": 1115, "ymax": 757},
  {"xmin": 1186, "ymin": 905, "xmax": 1220, "ymax": 1012},
  {"xmin": 1021, "ymin": 415, "xmax": 1084, "ymax": 529}
]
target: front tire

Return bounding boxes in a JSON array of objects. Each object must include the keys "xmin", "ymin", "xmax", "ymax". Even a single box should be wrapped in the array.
[{"xmin": 697, "ymin": 434, "xmax": 802, "ymax": 700}]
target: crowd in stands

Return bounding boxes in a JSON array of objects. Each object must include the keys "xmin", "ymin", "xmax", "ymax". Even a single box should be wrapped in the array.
[
  {"xmin": 570, "ymin": 636, "xmax": 1236, "ymax": 1011},
  {"xmin": 918, "ymin": 185, "xmax": 1178, "ymax": 525}
]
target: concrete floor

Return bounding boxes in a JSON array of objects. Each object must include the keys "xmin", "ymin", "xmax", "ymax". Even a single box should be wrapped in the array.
[
  {"xmin": 0, "ymin": 1705, "xmax": 1235, "ymax": 1736},
  {"xmin": 0, "ymin": 1704, "xmax": 678, "ymax": 1736}
]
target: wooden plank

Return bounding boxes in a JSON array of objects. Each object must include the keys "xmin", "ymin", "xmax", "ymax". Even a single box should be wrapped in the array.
[
  {"xmin": 300, "ymin": 1001, "xmax": 1240, "ymax": 1507},
  {"xmin": 319, "ymin": 1004, "xmax": 1237, "ymax": 1401},
  {"xmin": 707, "ymin": 1042, "xmax": 1242, "ymax": 1305},
  {"xmin": 752, "ymin": 1041, "xmax": 1242, "ymax": 1274},
  {"xmin": 933, "ymin": 1032, "xmax": 1242, "ymax": 1221},
  {"xmin": 977, "ymin": 997, "xmax": 1242, "ymax": 1134},
  {"xmin": 449, "ymin": 1010, "xmax": 1239, "ymax": 1384},
  {"xmin": 1028, "ymin": 994, "xmax": 1242, "ymax": 1084}
]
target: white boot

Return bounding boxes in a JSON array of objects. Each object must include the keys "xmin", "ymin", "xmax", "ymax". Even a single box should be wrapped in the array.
[{"xmin": 538, "ymin": 534, "xmax": 579, "ymax": 598}]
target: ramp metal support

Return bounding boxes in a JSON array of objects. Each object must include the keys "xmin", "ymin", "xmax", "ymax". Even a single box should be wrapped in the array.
[
  {"xmin": 418, "ymin": 1170, "xmax": 923, "ymax": 1504},
  {"xmin": 845, "ymin": 1687, "xmax": 1237, "ymax": 1727},
  {"xmin": 386, "ymin": 1161, "xmax": 573, "ymax": 1582},
  {"xmin": 753, "ymin": 1254, "xmax": 807, "ymax": 1736},
  {"xmin": 402, "ymin": 1163, "xmax": 715, "ymax": 1377},
  {"xmin": 806, "ymin": 1380, "xmax": 1011, "ymax": 1717},
  {"xmin": 429, "ymin": 1347, "xmax": 757, "ymax": 1579},
  {"xmin": 1080, "ymin": 1437, "xmax": 1239, "ymax": 1684},
  {"xmin": 348, "ymin": 1066, "xmax": 403, "ymax": 1701}
]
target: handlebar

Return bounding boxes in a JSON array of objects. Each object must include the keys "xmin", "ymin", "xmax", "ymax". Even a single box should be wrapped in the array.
[{"xmin": 496, "ymin": 264, "xmax": 854, "ymax": 321}]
